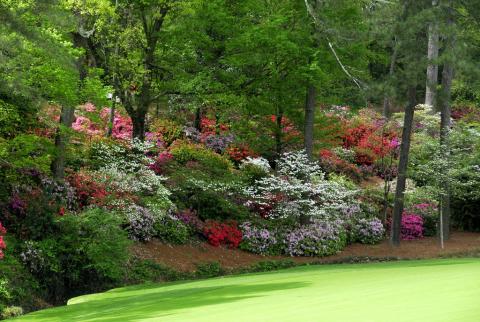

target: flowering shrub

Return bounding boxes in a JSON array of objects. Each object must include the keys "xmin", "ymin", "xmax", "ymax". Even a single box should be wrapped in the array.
[
  {"xmin": 284, "ymin": 220, "xmax": 347, "ymax": 257},
  {"xmin": 68, "ymin": 170, "xmax": 110, "ymax": 209},
  {"xmin": 400, "ymin": 213, "xmax": 424, "ymax": 240},
  {"xmin": 226, "ymin": 144, "xmax": 257, "ymax": 162},
  {"xmin": 240, "ymin": 157, "xmax": 271, "ymax": 173},
  {"xmin": 407, "ymin": 203, "xmax": 438, "ymax": 237},
  {"xmin": 0, "ymin": 222, "xmax": 6, "ymax": 259},
  {"xmin": 154, "ymin": 215, "xmax": 190, "ymax": 244},
  {"xmin": 353, "ymin": 218, "xmax": 385, "ymax": 244},
  {"xmin": 203, "ymin": 220, "xmax": 242, "ymax": 248},
  {"xmin": 149, "ymin": 151, "xmax": 174, "ymax": 175},
  {"xmin": 277, "ymin": 150, "xmax": 323, "ymax": 180},
  {"xmin": 150, "ymin": 119, "xmax": 182, "ymax": 146},
  {"xmin": 204, "ymin": 134, "xmax": 234, "ymax": 153},
  {"xmin": 239, "ymin": 222, "xmax": 280, "ymax": 255},
  {"xmin": 245, "ymin": 151, "xmax": 358, "ymax": 221},
  {"xmin": 125, "ymin": 205, "xmax": 156, "ymax": 242},
  {"xmin": 319, "ymin": 149, "xmax": 362, "ymax": 182},
  {"xmin": 72, "ymin": 116, "xmax": 102, "ymax": 136},
  {"xmin": 176, "ymin": 209, "xmax": 204, "ymax": 233},
  {"xmin": 170, "ymin": 141, "xmax": 233, "ymax": 172}
]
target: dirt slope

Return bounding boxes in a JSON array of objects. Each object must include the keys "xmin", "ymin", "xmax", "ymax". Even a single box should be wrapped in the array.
[{"xmin": 131, "ymin": 232, "xmax": 480, "ymax": 272}]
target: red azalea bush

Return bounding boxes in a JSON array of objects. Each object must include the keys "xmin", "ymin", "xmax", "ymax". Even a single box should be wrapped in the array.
[
  {"xmin": 319, "ymin": 149, "xmax": 362, "ymax": 181},
  {"xmin": 226, "ymin": 144, "xmax": 256, "ymax": 162},
  {"xmin": 67, "ymin": 171, "xmax": 110, "ymax": 209},
  {"xmin": 341, "ymin": 110, "xmax": 399, "ymax": 166},
  {"xmin": 203, "ymin": 220, "xmax": 242, "ymax": 248},
  {"xmin": 149, "ymin": 151, "xmax": 174, "ymax": 175},
  {"xmin": 0, "ymin": 222, "xmax": 6, "ymax": 259}
]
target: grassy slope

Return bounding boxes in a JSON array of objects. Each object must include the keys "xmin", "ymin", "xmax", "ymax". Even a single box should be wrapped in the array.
[{"xmin": 15, "ymin": 259, "xmax": 480, "ymax": 322}]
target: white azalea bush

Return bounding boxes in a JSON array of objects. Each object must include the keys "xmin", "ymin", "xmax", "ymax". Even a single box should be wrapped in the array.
[{"xmin": 244, "ymin": 151, "xmax": 358, "ymax": 222}]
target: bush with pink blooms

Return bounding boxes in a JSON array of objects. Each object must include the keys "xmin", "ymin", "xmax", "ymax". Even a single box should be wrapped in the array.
[
  {"xmin": 400, "ymin": 213, "xmax": 424, "ymax": 240},
  {"xmin": 0, "ymin": 222, "xmax": 6, "ymax": 259}
]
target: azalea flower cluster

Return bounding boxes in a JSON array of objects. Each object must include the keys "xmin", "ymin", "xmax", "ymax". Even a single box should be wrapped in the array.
[
  {"xmin": 386, "ymin": 213, "xmax": 424, "ymax": 240},
  {"xmin": 0, "ymin": 222, "xmax": 6, "ymax": 259},
  {"xmin": 240, "ymin": 156, "xmax": 271, "ymax": 173},
  {"xmin": 203, "ymin": 220, "xmax": 242, "ymax": 248},
  {"xmin": 284, "ymin": 220, "xmax": 346, "ymax": 257},
  {"xmin": 352, "ymin": 217, "xmax": 385, "ymax": 244},
  {"xmin": 239, "ymin": 222, "xmax": 279, "ymax": 255}
]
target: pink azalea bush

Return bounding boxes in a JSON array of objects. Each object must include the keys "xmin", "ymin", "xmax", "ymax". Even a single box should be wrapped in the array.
[
  {"xmin": 0, "ymin": 222, "xmax": 6, "ymax": 259},
  {"xmin": 400, "ymin": 213, "xmax": 424, "ymax": 240}
]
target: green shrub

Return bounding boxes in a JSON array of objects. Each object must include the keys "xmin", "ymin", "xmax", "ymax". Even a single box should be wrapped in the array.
[
  {"xmin": 154, "ymin": 216, "xmax": 190, "ymax": 244},
  {"xmin": 0, "ymin": 245, "xmax": 40, "ymax": 313},
  {"xmin": 20, "ymin": 208, "xmax": 131, "ymax": 303},
  {"xmin": 1, "ymin": 306, "xmax": 23, "ymax": 320},
  {"xmin": 170, "ymin": 142, "xmax": 233, "ymax": 173},
  {"xmin": 195, "ymin": 262, "xmax": 223, "ymax": 278},
  {"xmin": 125, "ymin": 259, "xmax": 192, "ymax": 284},
  {"xmin": 0, "ymin": 134, "xmax": 54, "ymax": 176}
]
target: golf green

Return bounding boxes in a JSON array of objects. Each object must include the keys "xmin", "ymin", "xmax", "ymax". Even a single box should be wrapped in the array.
[{"xmin": 14, "ymin": 259, "xmax": 480, "ymax": 322}]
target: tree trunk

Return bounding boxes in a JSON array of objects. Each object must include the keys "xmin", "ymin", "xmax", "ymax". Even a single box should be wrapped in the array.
[
  {"xmin": 438, "ymin": 3, "xmax": 455, "ymax": 241},
  {"xmin": 51, "ymin": 107, "xmax": 75, "ymax": 180},
  {"xmin": 304, "ymin": 85, "xmax": 316, "ymax": 158},
  {"xmin": 275, "ymin": 109, "xmax": 284, "ymax": 160},
  {"xmin": 391, "ymin": 87, "xmax": 417, "ymax": 246},
  {"xmin": 194, "ymin": 107, "xmax": 202, "ymax": 131},
  {"xmin": 51, "ymin": 32, "xmax": 88, "ymax": 180},
  {"xmin": 132, "ymin": 110, "xmax": 147, "ymax": 141},
  {"xmin": 425, "ymin": 0, "xmax": 439, "ymax": 107},
  {"xmin": 107, "ymin": 98, "xmax": 116, "ymax": 137}
]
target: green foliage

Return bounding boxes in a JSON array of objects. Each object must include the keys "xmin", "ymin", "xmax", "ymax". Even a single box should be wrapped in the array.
[
  {"xmin": 154, "ymin": 216, "xmax": 190, "ymax": 245},
  {"xmin": 125, "ymin": 259, "xmax": 191, "ymax": 284},
  {"xmin": 0, "ymin": 134, "xmax": 55, "ymax": 176},
  {"xmin": 194, "ymin": 262, "xmax": 223, "ymax": 279},
  {"xmin": 20, "ymin": 208, "xmax": 131, "ymax": 302},
  {"xmin": 170, "ymin": 142, "xmax": 233, "ymax": 173},
  {"xmin": 0, "ymin": 247, "xmax": 40, "ymax": 313},
  {"xmin": 1, "ymin": 306, "xmax": 23, "ymax": 320},
  {"xmin": 0, "ymin": 100, "xmax": 21, "ymax": 138}
]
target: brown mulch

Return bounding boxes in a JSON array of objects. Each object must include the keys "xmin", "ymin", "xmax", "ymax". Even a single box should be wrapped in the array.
[{"xmin": 131, "ymin": 231, "xmax": 480, "ymax": 272}]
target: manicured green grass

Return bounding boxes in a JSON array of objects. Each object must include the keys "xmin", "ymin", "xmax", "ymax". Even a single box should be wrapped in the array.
[{"xmin": 15, "ymin": 259, "xmax": 480, "ymax": 322}]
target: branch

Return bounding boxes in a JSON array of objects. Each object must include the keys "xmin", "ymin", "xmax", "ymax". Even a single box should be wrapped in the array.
[{"xmin": 303, "ymin": 0, "xmax": 366, "ymax": 91}]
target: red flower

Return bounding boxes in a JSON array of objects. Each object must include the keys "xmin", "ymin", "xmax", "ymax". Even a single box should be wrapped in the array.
[
  {"xmin": 58, "ymin": 207, "xmax": 66, "ymax": 216},
  {"xmin": 203, "ymin": 220, "xmax": 242, "ymax": 248}
]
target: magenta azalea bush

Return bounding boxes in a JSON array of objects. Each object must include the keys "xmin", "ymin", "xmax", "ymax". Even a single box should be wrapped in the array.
[{"xmin": 401, "ymin": 213, "xmax": 424, "ymax": 240}]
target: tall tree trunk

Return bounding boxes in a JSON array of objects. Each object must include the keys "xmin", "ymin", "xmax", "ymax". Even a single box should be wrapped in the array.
[
  {"xmin": 304, "ymin": 85, "xmax": 316, "ymax": 158},
  {"xmin": 275, "ymin": 107, "xmax": 284, "ymax": 163},
  {"xmin": 51, "ymin": 32, "xmax": 88, "ymax": 180},
  {"xmin": 107, "ymin": 95, "xmax": 116, "ymax": 137},
  {"xmin": 383, "ymin": 39, "xmax": 398, "ymax": 118},
  {"xmin": 425, "ymin": 0, "xmax": 439, "ymax": 107},
  {"xmin": 438, "ymin": 3, "xmax": 455, "ymax": 241},
  {"xmin": 391, "ymin": 87, "xmax": 417, "ymax": 246},
  {"xmin": 194, "ymin": 107, "xmax": 202, "ymax": 131},
  {"xmin": 51, "ymin": 107, "xmax": 75, "ymax": 180}
]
